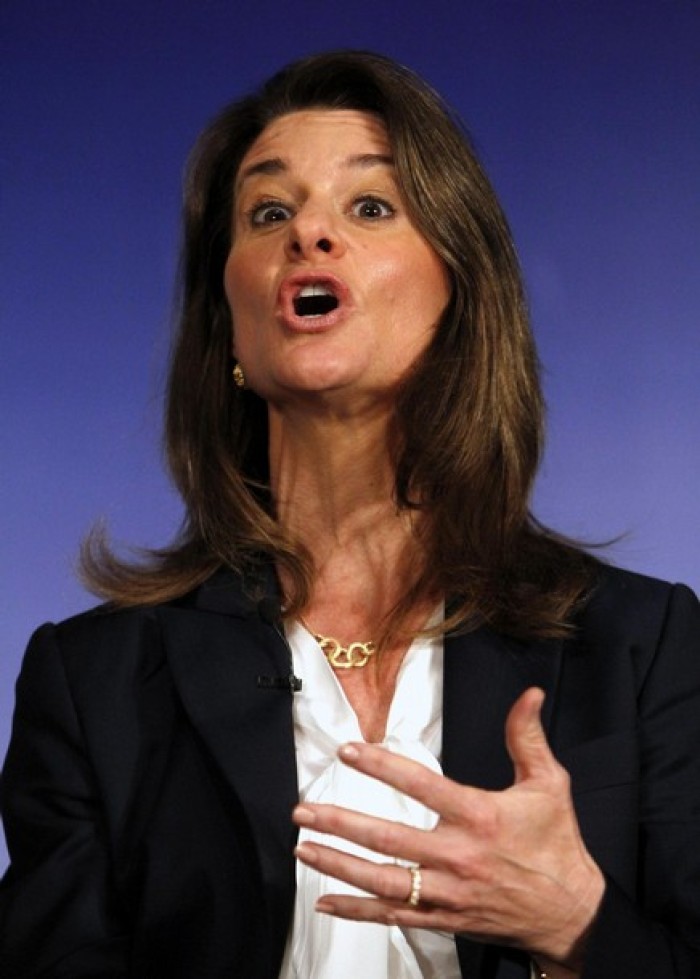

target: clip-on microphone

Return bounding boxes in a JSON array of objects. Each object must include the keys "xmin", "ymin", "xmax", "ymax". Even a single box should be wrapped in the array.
[{"xmin": 256, "ymin": 597, "xmax": 303, "ymax": 693}]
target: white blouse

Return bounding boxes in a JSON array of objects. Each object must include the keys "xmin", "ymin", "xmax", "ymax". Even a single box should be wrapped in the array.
[{"xmin": 279, "ymin": 619, "xmax": 462, "ymax": 979}]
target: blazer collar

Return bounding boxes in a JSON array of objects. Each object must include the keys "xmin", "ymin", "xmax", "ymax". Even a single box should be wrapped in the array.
[{"xmin": 189, "ymin": 563, "xmax": 281, "ymax": 618}]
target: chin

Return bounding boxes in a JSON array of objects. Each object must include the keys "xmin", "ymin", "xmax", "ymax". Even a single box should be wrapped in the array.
[{"xmin": 277, "ymin": 353, "xmax": 365, "ymax": 394}]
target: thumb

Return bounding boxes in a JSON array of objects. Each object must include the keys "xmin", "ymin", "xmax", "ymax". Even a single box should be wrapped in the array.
[{"xmin": 505, "ymin": 687, "xmax": 557, "ymax": 785}]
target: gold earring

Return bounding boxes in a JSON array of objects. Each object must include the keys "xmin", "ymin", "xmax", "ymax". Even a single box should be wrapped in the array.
[{"xmin": 232, "ymin": 363, "xmax": 245, "ymax": 389}]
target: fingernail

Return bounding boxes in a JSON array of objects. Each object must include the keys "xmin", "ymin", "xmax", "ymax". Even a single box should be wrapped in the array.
[
  {"xmin": 295, "ymin": 843, "xmax": 317, "ymax": 864},
  {"xmin": 339, "ymin": 743, "xmax": 360, "ymax": 762},
  {"xmin": 315, "ymin": 899, "xmax": 335, "ymax": 913},
  {"xmin": 293, "ymin": 805, "xmax": 316, "ymax": 827}
]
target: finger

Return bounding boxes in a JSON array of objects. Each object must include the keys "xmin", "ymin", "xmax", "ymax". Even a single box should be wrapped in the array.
[
  {"xmin": 296, "ymin": 839, "xmax": 480, "ymax": 913},
  {"xmin": 293, "ymin": 802, "xmax": 441, "ymax": 865},
  {"xmin": 505, "ymin": 687, "xmax": 560, "ymax": 785},
  {"xmin": 334, "ymin": 742, "xmax": 483, "ymax": 823},
  {"xmin": 313, "ymin": 892, "xmax": 443, "ymax": 925},
  {"xmin": 312, "ymin": 892, "xmax": 489, "ymax": 939},
  {"xmin": 295, "ymin": 841, "xmax": 416, "ymax": 903}
]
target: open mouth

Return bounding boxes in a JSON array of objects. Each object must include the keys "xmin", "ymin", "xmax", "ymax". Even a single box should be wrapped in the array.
[{"xmin": 293, "ymin": 283, "xmax": 340, "ymax": 318}]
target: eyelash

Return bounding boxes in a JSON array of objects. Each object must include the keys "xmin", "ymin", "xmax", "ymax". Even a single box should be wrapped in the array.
[
  {"xmin": 351, "ymin": 195, "xmax": 396, "ymax": 220},
  {"xmin": 246, "ymin": 194, "xmax": 396, "ymax": 227},
  {"xmin": 248, "ymin": 199, "xmax": 292, "ymax": 226}
]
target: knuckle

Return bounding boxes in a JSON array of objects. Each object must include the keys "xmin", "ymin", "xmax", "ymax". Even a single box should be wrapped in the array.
[
  {"xmin": 368, "ymin": 865, "xmax": 393, "ymax": 898},
  {"xmin": 440, "ymin": 884, "xmax": 470, "ymax": 911},
  {"xmin": 445, "ymin": 845, "xmax": 480, "ymax": 880},
  {"xmin": 550, "ymin": 763, "xmax": 571, "ymax": 793},
  {"xmin": 321, "ymin": 805, "xmax": 344, "ymax": 830},
  {"xmin": 374, "ymin": 821, "xmax": 405, "ymax": 856},
  {"xmin": 379, "ymin": 867, "xmax": 409, "ymax": 901},
  {"xmin": 401, "ymin": 766, "xmax": 433, "ymax": 800},
  {"xmin": 469, "ymin": 803, "xmax": 501, "ymax": 842}
]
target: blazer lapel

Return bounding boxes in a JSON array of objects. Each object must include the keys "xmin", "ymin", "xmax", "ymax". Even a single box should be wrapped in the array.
[
  {"xmin": 158, "ymin": 569, "xmax": 299, "ymax": 956},
  {"xmin": 442, "ymin": 626, "xmax": 563, "ymax": 978}
]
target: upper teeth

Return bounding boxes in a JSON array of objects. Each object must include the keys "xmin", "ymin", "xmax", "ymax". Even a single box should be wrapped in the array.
[{"xmin": 298, "ymin": 283, "xmax": 334, "ymax": 298}]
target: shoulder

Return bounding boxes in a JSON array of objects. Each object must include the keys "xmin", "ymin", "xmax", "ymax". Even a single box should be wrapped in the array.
[
  {"xmin": 24, "ymin": 579, "xmax": 212, "ymax": 696},
  {"xmin": 25, "ymin": 565, "xmax": 255, "ymax": 693},
  {"xmin": 18, "ymin": 605, "xmax": 169, "ymax": 724},
  {"xmin": 574, "ymin": 564, "xmax": 699, "ymax": 681},
  {"xmin": 579, "ymin": 564, "xmax": 697, "ymax": 634},
  {"xmin": 47, "ymin": 601, "xmax": 168, "ymax": 669},
  {"xmin": 12, "ymin": 582, "xmax": 224, "ymax": 765},
  {"xmin": 46, "ymin": 566, "xmax": 239, "ymax": 649}
]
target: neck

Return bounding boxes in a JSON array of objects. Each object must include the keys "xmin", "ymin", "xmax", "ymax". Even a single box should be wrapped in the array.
[
  {"xmin": 267, "ymin": 403, "xmax": 426, "ymax": 638},
  {"xmin": 269, "ymin": 403, "xmax": 399, "ymax": 542}
]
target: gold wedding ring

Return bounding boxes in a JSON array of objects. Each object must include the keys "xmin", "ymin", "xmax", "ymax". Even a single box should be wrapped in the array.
[{"xmin": 407, "ymin": 865, "xmax": 422, "ymax": 907}]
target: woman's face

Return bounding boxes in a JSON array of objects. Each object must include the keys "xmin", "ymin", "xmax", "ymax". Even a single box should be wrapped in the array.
[{"xmin": 224, "ymin": 109, "xmax": 451, "ymax": 410}]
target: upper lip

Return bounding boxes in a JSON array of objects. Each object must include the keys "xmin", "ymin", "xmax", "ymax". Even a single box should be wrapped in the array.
[{"xmin": 277, "ymin": 271, "xmax": 352, "ymax": 320}]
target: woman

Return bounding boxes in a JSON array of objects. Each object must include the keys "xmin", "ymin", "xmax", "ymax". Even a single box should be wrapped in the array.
[{"xmin": 1, "ymin": 51, "xmax": 699, "ymax": 979}]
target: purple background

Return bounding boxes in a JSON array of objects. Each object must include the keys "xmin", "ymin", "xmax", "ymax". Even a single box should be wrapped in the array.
[{"xmin": 2, "ymin": 1, "xmax": 699, "ymax": 870}]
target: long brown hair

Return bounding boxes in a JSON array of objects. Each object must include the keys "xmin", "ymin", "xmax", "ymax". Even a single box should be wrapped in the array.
[{"xmin": 82, "ymin": 50, "xmax": 599, "ymax": 638}]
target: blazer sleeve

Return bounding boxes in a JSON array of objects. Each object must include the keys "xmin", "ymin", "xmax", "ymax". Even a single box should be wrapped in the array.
[
  {"xmin": 581, "ymin": 582, "xmax": 700, "ymax": 978},
  {"xmin": 0, "ymin": 623, "xmax": 129, "ymax": 977}
]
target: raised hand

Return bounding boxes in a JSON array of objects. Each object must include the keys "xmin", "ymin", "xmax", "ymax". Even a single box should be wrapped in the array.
[{"xmin": 292, "ymin": 687, "xmax": 605, "ymax": 973}]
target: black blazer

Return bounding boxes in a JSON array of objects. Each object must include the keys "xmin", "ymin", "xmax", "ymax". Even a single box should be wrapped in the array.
[{"xmin": 1, "ymin": 565, "xmax": 699, "ymax": 978}]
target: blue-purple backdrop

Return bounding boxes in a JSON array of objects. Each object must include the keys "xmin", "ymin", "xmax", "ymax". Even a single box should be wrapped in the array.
[{"xmin": 2, "ymin": 1, "xmax": 699, "ymax": 870}]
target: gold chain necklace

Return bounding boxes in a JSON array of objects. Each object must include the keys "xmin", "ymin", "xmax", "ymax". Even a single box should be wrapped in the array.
[{"xmin": 302, "ymin": 620, "xmax": 376, "ymax": 669}]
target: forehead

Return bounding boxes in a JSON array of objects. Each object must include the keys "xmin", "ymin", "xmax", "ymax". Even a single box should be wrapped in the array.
[{"xmin": 237, "ymin": 109, "xmax": 391, "ymax": 178}]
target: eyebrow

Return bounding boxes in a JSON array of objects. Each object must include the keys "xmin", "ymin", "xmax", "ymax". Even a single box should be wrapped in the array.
[{"xmin": 237, "ymin": 152, "xmax": 395, "ymax": 188}]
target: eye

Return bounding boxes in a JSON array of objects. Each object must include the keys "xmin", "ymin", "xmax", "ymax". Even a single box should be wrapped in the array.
[
  {"xmin": 351, "ymin": 196, "xmax": 395, "ymax": 220},
  {"xmin": 249, "ymin": 200, "xmax": 293, "ymax": 226}
]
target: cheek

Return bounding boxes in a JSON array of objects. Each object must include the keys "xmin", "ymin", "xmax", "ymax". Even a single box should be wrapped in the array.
[
  {"xmin": 378, "ymin": 247, "xmax": 450, "ymax": 323},
  {"xmin": 224, "ymin": 249, "xmax": 272, "ymax": 342},
  {"xmin": 224, "ymin": 251, "xmax": 251, "ymax": 317}
]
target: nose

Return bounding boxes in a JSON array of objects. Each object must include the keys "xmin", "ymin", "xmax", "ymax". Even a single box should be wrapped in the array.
[{"xmin": 284, "ymin": 206, "xmax": 345, "ymax": 261}]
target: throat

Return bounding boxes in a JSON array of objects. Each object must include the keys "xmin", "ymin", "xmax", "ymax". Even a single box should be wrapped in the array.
[{"xmin": 330, "ymin": 645, "xmax": 408, "ymax": 744}]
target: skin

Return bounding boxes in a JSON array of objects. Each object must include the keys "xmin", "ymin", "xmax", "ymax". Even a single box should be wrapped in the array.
[
  {"xmin": 224, "ymin": 109, "xmax": 451, "ymax": 743},
  {"xmin": 225, "ymin": 109, "xmax": 450, "ymax": 411},
  {"xmin": 224, "ymin": 110, "xmax": 605, "ymax": 976},
  {"xmin": 294, "ymin": 689, "xmax": 605, "ymax": 978}
]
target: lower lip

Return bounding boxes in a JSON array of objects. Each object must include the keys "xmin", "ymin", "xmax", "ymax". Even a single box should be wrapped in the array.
[{"xmin": 277, "ymin": 304, "xmax": 350, "ymax": 333}]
